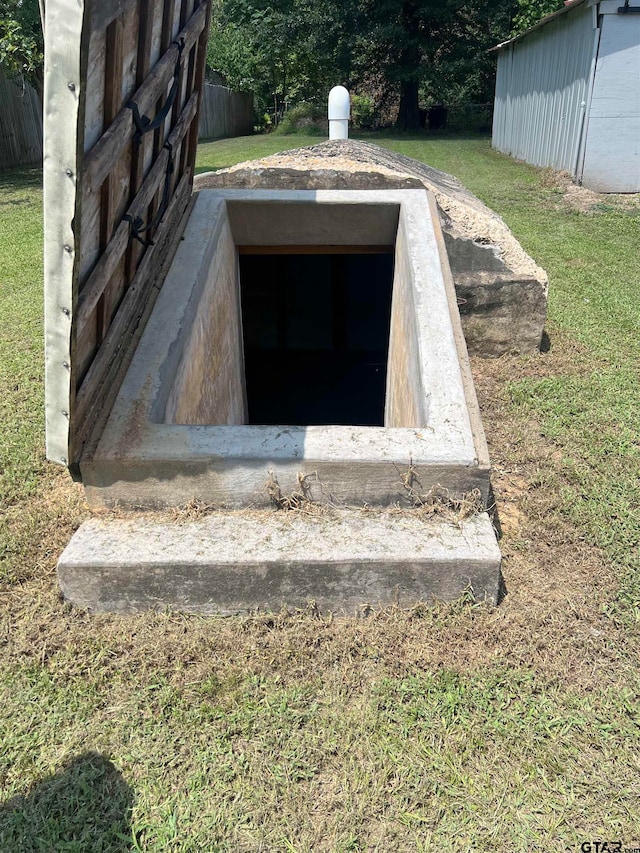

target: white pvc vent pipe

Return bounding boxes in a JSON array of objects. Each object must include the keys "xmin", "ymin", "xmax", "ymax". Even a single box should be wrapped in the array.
[{"xmin": 328, "ymin": 86, "xmax": 350, "ymax": 140}]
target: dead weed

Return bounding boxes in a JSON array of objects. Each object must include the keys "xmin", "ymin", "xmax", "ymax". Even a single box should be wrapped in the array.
[
  {"xmin": 539, "ymin": 167, "xmax": 640, "ymax": 215},
  {"xmin": 265, "ymin": 470, "xmax": 333, "ymax": 516},
  {"xmin": 395, "ymin": 464, "xmax": 484, "ymax": 524}
]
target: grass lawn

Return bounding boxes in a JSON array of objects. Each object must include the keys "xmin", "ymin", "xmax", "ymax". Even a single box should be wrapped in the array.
[{"xmin": 1, "ymin": 134, "xmax": 639, "ymax": 851}]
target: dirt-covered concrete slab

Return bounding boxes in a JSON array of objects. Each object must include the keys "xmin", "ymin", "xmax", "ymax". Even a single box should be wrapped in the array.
[{"xmin": 195, "ymin": 140, "xmax": 548, "ymax": 356}]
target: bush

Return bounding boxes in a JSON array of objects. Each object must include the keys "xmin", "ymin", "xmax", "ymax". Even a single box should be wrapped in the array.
[
  {"xmin": 273, "ymin": 102, "xmax": 326, "ymax": 136},
  {"xmin": 350, "ymin": 94, "xmax": 377, "ymax": 129}
]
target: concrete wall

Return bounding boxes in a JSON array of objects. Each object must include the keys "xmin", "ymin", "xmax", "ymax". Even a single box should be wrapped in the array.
[
  {"xmin": 164, "ymin": 193, "xmax": 428, "ymax": 431},
  {"xmin": 165, "ymin": 196, "xmax": 400, "ymax": 427},
  {"xmin": 225, "ymin": 200, "xmax": 399, "ymax": 247},
  {"xmin": 165, "ymin": 212, "xmax": 246, "ymax": 425},
  {"xmin": 86, "ymin": 190, "xmax": 488, "ymax": 510},
  {"xmin": 385, "ymin": 215, "xmax": 425, "ymax": 429}
]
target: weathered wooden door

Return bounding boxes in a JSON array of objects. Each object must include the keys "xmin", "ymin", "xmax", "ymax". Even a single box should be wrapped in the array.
[{"xmin": 43, "ymin": 0, "xmax": 212, "ymax": 471}]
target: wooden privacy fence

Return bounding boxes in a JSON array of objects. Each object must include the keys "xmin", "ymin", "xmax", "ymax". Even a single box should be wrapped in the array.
[
  {"xmin": 198, "ymin": 83, "xmax": 253, "ymax": 140},
  {"xmin": 44, "ymin": 0, "xmax": 212, "ymax": 469},
  {"xmin": 0, "ymin": 69, "xmax": 43, "ymax": 169}
]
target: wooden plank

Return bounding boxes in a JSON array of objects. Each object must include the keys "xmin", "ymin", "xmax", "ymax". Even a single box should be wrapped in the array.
[
  {"xmin": 148, "ymin": 0, "xmax": 178, "ymax": 237},
  {"xmin": 79, "ymin": 28, "xmax": 107, "ymax": 287},
  {"xmin": 73, "ymin": 171, "xmax": 193, "ymax": 457},
  {"xmin": 79, "ymin": 179, "xmax": 103, "ymax": 282},
  {"xmin": 170, "ymin": 0, "xmax": 191, "ymax": 157},
  {"xmin": 125, "ymin": 0, "xmax": 157, "ymax": 287},
  {"xmin": 161, "ymin": 0, "xmax": 176, "ymax": 49},
  {"xmin": 185, "ymin": 0, "xmax": 211, "ymax": 174},
  {"xmin": 152, "ymin": 0, "xmax": 176, "ymax": 158},
  {"xmin": 0, "ymin": 68, "xmax": 42, "ymax": 168},
  {"xmin": 98, "ymin": 14, "xmax": 126, "ymax": 343},
  {"xmin": 83, "ymin": 2, "xmax": 206, "ymax": 190},
  {"xmin": 178, "ymin": 41, "xmax": 197, "ymax": 176},
  {"xmin": 84, "ymin": 29, "xmax": 106, "ymax": 152},
  {"xmin": 237, "ymin": 246, "xmax": 396, "ymax": 255},
  {"xmin": 131, "ymin": 0, "xmax": 156, "ymax": 194},
  {"xmin": 99, "ymin": 15, "xmax": 125, "ymax": 255},
  {"xmin": 76, "ymin": 91, "xmax": 198, "ymax": 331},
  {"xmin": 119, "ymin": 1, "xmax": 140, "ymax": 104},
  {"xmin": 75, "ymin": 318, "xmax": 98, "ymax": 387},
  {"xmin": 99, "ymin": 259, "xmax": 127, "ymax": 356},
  {"xmin": 170, "ymin": 0, "xmax": 192, "ymax": 130},
  {"xmin": 91, "ymin": 0, "xmax": 128, "ymax": 35}
]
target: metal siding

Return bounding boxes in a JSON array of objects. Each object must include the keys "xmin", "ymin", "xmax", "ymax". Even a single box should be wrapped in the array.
[
  {"xmin": 581, "ymin": 13, "xmax": 640, "ymax": 192},
  {"xmin": 492, "ymin": 3, "xmax": 596, "ymax": 176},
  {"xmin": 43, "ymin": 0, "xmax": 87, "ymax": 465}
]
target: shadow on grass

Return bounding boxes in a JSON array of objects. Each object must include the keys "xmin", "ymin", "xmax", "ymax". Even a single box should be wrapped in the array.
[
  {"xmin": 0, "ymin": 752, "xmax": 133, "ymax": 852},
  {"xmin": 0, "ymin": 166, "xmax": 42, "ymax": 193},
  {"xmin": 540, "ymin": 330, "xmax": 551, "ymax": 353}
]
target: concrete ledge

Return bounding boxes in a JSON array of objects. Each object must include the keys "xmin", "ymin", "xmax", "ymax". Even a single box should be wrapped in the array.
[
  {"xmin": 195, "ymin": 140, "xmax": 549, "ymax": 355},
  {"xmin": 57, "ymin": 510, "xmax": 501, "ymax": 614},
  {"xmin": 84, "ymin": 188, "xmax": 490, "ymax": 509}
]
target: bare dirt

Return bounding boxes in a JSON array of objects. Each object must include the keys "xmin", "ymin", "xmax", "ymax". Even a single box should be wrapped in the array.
[{"xmin": 538, "ymin": 167, "xmax": 640, "ymax": 215}]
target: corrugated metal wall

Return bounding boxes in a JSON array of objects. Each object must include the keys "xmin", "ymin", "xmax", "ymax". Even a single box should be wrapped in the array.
[
  {"xmin": 0, "ymin": 68, "xmax": 43, "ymax": 169},
  {"xmin": 492, "ymin": 3, "xmax": 596, "ymax": 176},
  {"xmin": 581, "ymin": 11, "xmax": 640, "ymax": 192},
  {"xmin": 198, "ymin": 84, "xmax": 253, "ymax": 140}
]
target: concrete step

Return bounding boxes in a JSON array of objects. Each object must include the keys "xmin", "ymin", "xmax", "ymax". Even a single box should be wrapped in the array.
[{"xmin": 57, "ymin": 509, "xmax": 501, "ymax": 615}]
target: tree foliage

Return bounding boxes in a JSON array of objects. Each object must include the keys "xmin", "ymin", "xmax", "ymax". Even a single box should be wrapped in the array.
[
  {"xmin": 0, "ymin": 0, "xmax": 43, "ymax": 93},
  {"xmin": 510, "ymin": 0, "xmax": 562, "ymax": 36},
  {"xmin": 351, "ymin": 0, "xmax": 517, "ymax": 129},
  {"xmin": 207, "ymin": 0, "xmax": 543, "ymax": 129},
  {"xmin": 207, "ymin": 0, "xmax": 354, "ymax": 123}
]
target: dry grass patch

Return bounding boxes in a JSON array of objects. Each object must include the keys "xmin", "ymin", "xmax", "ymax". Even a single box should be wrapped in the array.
[
  {"xmin": 2, "ymin": 361, "xmax": 639, "ymax": 850},
  {"xmin": 2, "ymin": 329, "xmax": 636, "ymax": 692},
  {"xmin": 3, "ymin": 144, "xmax": 640, "ymax": 852},
  {"xmin": 538, "ymin": 167, "xmax": 640, "ymax": 215}
]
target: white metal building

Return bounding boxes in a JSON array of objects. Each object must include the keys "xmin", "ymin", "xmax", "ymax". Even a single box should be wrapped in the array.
[{"xmin": 492, "ymin": 0, "xmax": 640, "ymax": 193}]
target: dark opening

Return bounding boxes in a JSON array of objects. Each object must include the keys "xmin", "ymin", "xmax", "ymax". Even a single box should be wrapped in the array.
[{"xmin": 239, "ymin": 252, "xmax": 394, "ymax": 426}]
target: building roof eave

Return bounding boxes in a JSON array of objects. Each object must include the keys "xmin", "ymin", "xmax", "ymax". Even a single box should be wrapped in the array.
[{"xmin": 490, "ymin": 0, "xmax": 593, "ymax": 52}]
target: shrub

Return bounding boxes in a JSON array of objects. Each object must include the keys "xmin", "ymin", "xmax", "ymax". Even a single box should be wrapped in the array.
[
  {"xmin": 350, "ymin": 94, "xmax": 377, "ymax": 129},
  {"xmin": 273, "ymin": 102, "xmax": 326, "ymax": 136}
]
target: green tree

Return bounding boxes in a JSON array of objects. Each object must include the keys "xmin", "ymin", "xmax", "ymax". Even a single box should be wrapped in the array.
[
  {"xmin": 206, "ymin": 0, "xmax": 558, "ymax": 132},
  {"xmin": 511, "ymin": 0, "xmax": 562, "ymax": 36},
  {"xmin": 0, "ymin": 0, "xmax": 43, "ymax": 97},
  {"xmin": 208, "ymin": 0, "xmax": 358, "ymax": 124},
  {"xmin": 354, "ymin": 0, "xmax": 515, "ymax": 130}
]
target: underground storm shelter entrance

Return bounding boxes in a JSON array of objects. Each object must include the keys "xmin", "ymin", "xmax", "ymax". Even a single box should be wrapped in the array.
[
  {"xmin": 240, "ymin": 250, "xmax": 394, "ymax": 427},
  {"xmin": 59, "ymin": 188, "xmax": 501, "ymax": 611},
  {"xmin": 41, "ymin": 1, "xmax": 503, "ymax": 612},
  {"xmin": 81, "ymin": 189, "xmax": 492, "ymax": 511}
]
